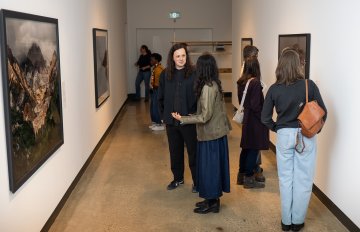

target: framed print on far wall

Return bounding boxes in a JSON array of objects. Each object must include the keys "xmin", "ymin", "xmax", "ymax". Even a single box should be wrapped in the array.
[
  {"xmin": 241, "ymin": 38, "xmax": 253, "ymax": 63},
  {"xmin": 0, "ymin": 9, "xmax": 64, "ymax": 192},
  {"xmin": 93, "ymin": 28, "xmax": 109, "ymax": 108},
  {"xmin": 278, "ymin": 33, "xmax": 311, "ymax": 79}
]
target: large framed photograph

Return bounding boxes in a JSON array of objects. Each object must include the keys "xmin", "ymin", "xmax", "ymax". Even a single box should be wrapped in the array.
[
  {"xmin": 93, "ymin": 28, "xmax": 109, "ymax": 107},
  {"xmin": 0, "ymin": 10, "xmax": 64, "ymax": 192},
  {"xmin": 278, "ymin": 33, "xmax": 311, "ymax": 79}
]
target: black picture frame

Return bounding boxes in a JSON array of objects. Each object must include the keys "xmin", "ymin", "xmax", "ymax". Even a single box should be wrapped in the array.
[
  {"xmin": 241, "ymin": 38, "xmax": 253, "ymax": 65},
  {"xmin": 93, "ymin": 28, "xmax": 109, "ymax": 108},
  {"xmin": 278, "ymin": 33, "xmax": 311, "ymax": 79},
  {"xmin": 0, "ymin": 9, "xmax": 64, "ymax": 192}
]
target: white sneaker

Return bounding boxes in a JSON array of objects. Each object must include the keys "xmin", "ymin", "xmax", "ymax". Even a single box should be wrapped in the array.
[
  {"xmin": 148, "ymin": 122, "xmax": 156, "ymax": 129},
  {"xmin": 151, "ymin": 124, "xmax": 165, "ymax": 131}
]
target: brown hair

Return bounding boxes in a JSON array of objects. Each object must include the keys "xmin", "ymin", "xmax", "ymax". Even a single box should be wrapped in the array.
[
  {"xmin": 237, "ymin": 57, "xmax": 261, "ymax": 85},
  {"xmin": 275, "ymin": 49, "xmax": 304, "ymax": 85},
  {"xmin": 165, "ymin": 43, "xmax": 194, "ymax": 80}
]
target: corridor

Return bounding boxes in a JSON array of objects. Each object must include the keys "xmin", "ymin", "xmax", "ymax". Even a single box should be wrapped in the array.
[{"xmin": 49, "ymin": 100, "xmax": 348, "ymax": 232}]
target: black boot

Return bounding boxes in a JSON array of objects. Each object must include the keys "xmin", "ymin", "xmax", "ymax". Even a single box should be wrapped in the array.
[
  {"xmin": 237, "ymin": 172, "xmax": 245, "ymax": 185},
  {"xmin": 195, "ymin": 199, "xmax": 208, "ymax": 208},
  {"xmin": 291, "ymin": 223, "xmax": 304, "ymax": 231},
  {"xmin": 243, "ymin": 175, "xmax": 265, "ymax": 189},
  {"xmin": 194, "ymin": 198, "xmax": 220, "ymax": 214}
]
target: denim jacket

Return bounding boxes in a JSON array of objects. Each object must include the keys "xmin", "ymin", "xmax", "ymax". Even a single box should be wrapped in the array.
[{"xmin": 180, "ymin": 82, "xmax": 232, "ymax": 141}]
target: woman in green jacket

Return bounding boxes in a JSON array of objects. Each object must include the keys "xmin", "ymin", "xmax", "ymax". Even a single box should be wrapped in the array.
[{"xmin": 172, "ymin": 54, "xmax": 232, "ymax": 214}]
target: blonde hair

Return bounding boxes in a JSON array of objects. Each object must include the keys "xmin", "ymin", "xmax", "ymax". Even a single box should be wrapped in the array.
[{"xmin": 275, "ymin": 49, "xmax": 304, "ymax": 85}]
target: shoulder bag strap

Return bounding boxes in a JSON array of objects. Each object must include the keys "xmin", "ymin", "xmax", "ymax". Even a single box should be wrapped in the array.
[
  {"xmin": 305, "ymin": 79, "xmax": 309, "ymax": 103},
  {"xmin": 239, "ymin": 78, "xmax": 254, "ymax": 108}
]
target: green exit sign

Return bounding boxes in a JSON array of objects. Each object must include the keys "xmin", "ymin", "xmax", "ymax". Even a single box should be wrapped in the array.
[{"xmin": 169, "ymin": 12, "xmax": 181, "ymax": 19}]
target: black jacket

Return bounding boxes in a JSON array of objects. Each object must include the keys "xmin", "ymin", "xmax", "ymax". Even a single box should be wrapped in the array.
[{"xmin": 158, "ymin": 68, "xmax": 197, "ymax": 125}]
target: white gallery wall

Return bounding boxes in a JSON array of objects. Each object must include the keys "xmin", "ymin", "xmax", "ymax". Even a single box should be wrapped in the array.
[
  {"xmin": 232, "ymin": 0, "xmax": 360, "ymax": 227},
  {"xmin": 126, "ymin": 0, "xmax": 232, "ymax": 94},
  {"xmin": 0, "ymin": 0, "xmax": 128, "ymax": 231}
]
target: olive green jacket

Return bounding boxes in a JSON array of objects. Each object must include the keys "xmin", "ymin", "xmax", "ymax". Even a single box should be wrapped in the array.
[{"xmin": 180, "ymin": 83, "xmax": 232, "ymax": 141}]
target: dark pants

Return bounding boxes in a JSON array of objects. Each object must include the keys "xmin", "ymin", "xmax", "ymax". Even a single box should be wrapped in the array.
[
  {"xmin": 166, "ymin": 124, "xmax": 197, "ymax": 184},
  {"xmin": 150, "ymin": 89, "xmax": 161, "ymax": 124},
  {"xmin": 135, "ymin": 70, "xmax": 151, "ymax": 99},
  {"xmin": 239, "ymin": 148, "xmax": 259, "ymax": 177}
]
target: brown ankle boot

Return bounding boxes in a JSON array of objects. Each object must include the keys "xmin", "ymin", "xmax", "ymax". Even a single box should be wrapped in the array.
[
  {"xmin": 254, "ymin": 169, "xmax": 265, "ymax": 182},
  {"xmin": 237, "ymin": 172, "xmax": 245, "ymax": 185},
  {"xmin": 243, "ymin": 175, "xmax": 265, "ymax": 189}
]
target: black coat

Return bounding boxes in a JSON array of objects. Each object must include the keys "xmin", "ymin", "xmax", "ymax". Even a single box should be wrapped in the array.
[
  {"xmin": 158, "ymin": 69, "xmax": 197, "ymax": 125},
  {"xmin": 238, "ymin": 79, "xmax": 269, "ymax": 150}
]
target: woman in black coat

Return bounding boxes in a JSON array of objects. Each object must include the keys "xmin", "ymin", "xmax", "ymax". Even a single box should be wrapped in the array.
[{"xmin": 237, "ymin": 55, "xmax": 269, "ymax": 189}]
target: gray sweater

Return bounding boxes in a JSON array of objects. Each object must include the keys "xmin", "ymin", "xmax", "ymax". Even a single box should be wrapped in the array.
[{"xmin": 261, "ymin": 79, "xmax": 327, "ymax": 132}]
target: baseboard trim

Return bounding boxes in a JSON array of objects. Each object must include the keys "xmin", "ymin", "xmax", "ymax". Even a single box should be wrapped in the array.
[
  {"xmin": 269, "ymin": 142, "xmax": 359, "ymax": 232},
  {"xmin": 41, "ymin": 98, "xmax": 128, "ymax": 232}
]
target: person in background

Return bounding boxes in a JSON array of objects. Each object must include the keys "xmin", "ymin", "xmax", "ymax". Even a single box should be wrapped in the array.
[
  {"xmin": 237, "ymin": 46, "xmax": 269, "ymax": 189},
  {"xmin": 237, "ymin": 45, "xmax": 266, "ymax": 186},
  {"xmin": 158, "ymin": 43, "xmax": 197, "ymax": 192},
  {"xmin": 149, "ymin": 53, "xmax": 165, "ymax": 131},
  {"xmin": 135, "ymin": 45, "xmax": 151, "ymax": 101},
  {"xmin": 172, "ymin": 53, "xmax": 231, "ymax": 214},
  {"xmin": 261, "ymin": 49, "xmax": 327, "ymax": 231}
]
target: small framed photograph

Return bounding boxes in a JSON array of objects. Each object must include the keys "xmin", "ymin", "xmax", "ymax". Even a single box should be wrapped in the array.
[
  {"xmin": 93, "ymin": 28, "xmax": 109, "ymax": 107},
  {"xmin": 278, "ymin": 34, "xmax": 311, "ymax": 79}
]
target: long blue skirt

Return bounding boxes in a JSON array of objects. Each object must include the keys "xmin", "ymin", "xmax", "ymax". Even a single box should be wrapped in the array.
[{"xmin": 196, "ymin": 135, "xmax": 230, "ymax": 199}]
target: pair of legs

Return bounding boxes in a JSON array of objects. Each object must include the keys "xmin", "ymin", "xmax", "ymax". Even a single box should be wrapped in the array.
[
  {"xmin": 238, "ymin": 149, "xmax": 265, "ymax": 188},
  {"xmin": 135, "ymin": 70, "xmax": 151, "ymax": 100},
  {"xmin": 150, "ymin": 89, "xmax": 161, "ymax": 124},
  {"xmin": 166, "ymin": 124, "xmax": 197, "ymax": 187},
  {"xmin": 194, "ymin": 136, "xmax": 230, "ymax": 214},
  {"xmin": 276, "ymin": 128, "xmax": 317, "ymax": 228}
]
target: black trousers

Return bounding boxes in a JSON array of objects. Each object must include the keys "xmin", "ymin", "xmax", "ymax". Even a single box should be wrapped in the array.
[
  {"xmin": 239, "ymin": 148, "xmax": 259, "ymax": 177},
  {"xmin": 166, "ymin": 124, "xmax": 197, "ymax": 184}
]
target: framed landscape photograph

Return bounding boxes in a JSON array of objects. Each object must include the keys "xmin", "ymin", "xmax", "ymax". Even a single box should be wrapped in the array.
[
  {"xmin": 278, "ymin": 33, "xmax": 311, "ymax": 79},
  {"xmin": 0, "ymin": 9, "xmax": 64, "ymax": 192},
  {"xmin": 93, "ymin": 28, "xmax": 109, "ymax": 107}
]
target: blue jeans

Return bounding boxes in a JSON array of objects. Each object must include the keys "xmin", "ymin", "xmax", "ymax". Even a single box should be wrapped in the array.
[
  {"xmin": 276, "ymin": 128, "xmax": 317, "ymax": 225},
  {"xmin": 135, "ymin": 70, "xmax": 151, "ymax": 99},
  {"xmin": 150, "ymin": 89, "xmax": 161, "ymax": 124}
]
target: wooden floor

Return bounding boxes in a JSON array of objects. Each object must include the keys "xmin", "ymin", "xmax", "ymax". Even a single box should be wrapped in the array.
[{"xmin": 49, "ymin": 99, "xmax": 348, "ymax": 232}]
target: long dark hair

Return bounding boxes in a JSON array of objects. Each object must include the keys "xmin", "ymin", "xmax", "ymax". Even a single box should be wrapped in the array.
[
  {"xmin": 237, "ymin": 57, "xmax": 261, "ymax": 85},
  {"xmin": 141, "ymin": 45, "xmax": 151, "ymax": 55},
  {"xmin": 165, "ymin": 43, "xmax": 194, "ymax": 80},
  {"xmin": 276, "ymin": 49, "xmax": 304, "ymax": 85},
  {"xmin": 194, "ymin": 53, "xmax": 223, "ymax": 99}
]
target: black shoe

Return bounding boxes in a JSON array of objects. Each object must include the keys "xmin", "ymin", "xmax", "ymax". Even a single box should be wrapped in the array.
[
  {"xmin": 291, "ymin": 223, "xmax": 304, "ymax": 231},
  {"xmin": 237, "ymin": 172, "xmax": 245, "ymax": 185},
  {"xmin": 195, "ymin": 199, "xmax": 208, "ymax": 208},
  {"xmin": 281, "ymin": 222, "xmax": 291, "ymax": 231},
  {"xmin": 166, "ymin": 179, "xmax": 184, "ymax": 190},
  {"xmin": 194, "ymin": 199, "xmax": 220, "ymax": 214},
  {"xmin": 192, "ymin": 184, "xmax": 198, "ymax": 193},
  {"xmin": 243, "ymin": 175, "xmax": 265, "ymax": 189},
  {"xmin": 144, "ymin": 98, "xmax": 149, "ymax": 102}
]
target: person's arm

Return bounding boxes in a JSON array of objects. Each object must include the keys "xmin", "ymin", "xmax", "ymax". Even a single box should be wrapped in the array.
[
  {"xmin": 312, "ymin": 81, "xmax": 327, "ymax": 122},
  {"xmin": 158, "ymin": 71, "xmax": 166, "ymax": 121},
  {"xmin": 261, "ymin": 87, "xmax": 276, "ymax": 131},
  {"xmin": 248, "ymin": 81, "xmax": 264, "ymax": 119},
  {"xmin": 174, "ymin": 85, "xmax": 215, "ymax": 124}
]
